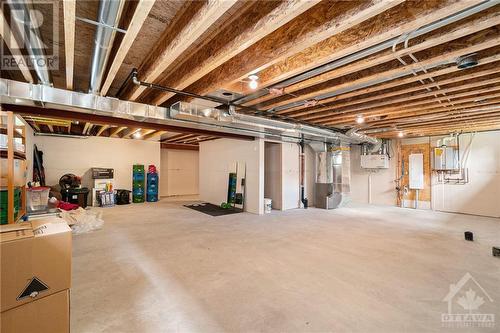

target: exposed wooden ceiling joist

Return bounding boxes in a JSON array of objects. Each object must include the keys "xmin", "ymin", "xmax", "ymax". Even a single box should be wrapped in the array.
[
  {"xmin": 304, "ymin": 75, "xmax": 500, "ymax": 123},
  {"xmin": 143, "ymin": 130, "xmax": 166, "ymax": 140},
  {"xmin": 0, "ymin": 9, "xmax": 34, "ymax": 83},
  {"xmin": 287, "ymin": 62, "xmax": 500, "ymax": 119},
  {"xmin": 319, "ymin": 86, "xmax": 500, "ymax": 126},
  {"xmin": 96, "ymin": 124, "xmax": 110, "ymax": 137},
  {"xmin": 126, "ymin": 0, "xmax": 239, "ymax": 101},
  {"xmin": 373, "ymin": 123, "xmax": 500, "ymax": 138},
  {"xmin": 239, "ymin": 0, "xmax": 490, "ymax": 95},
  {"xmin": 361, "ymin": 99, "xmax": 500, "ymax": 127},
  {"xmin": 246, "ymin": 10, "xmax": 500, "ymax": 107},
  {"xmin": 63, "ymin": 0, "xmax": 76, "ymax": 90},
  {"xmin": 150, "ymin": 0, "xmax": 321, "ymax": 105},
  {"xmin": 100, "ymin": 0, "xmax": 156, "ymax": 96},
  {"xmin": 121, "ymin": 127, "xmax": 141, "ymax": 139},
  {"xmin": 162, "ymin": 0, "xmax": 402, "ymax": 106},
  {"xmin": 278, "ymin": 54, "xmax": 500, "ymax": 117},
  {"xmin": 260, "ymin": 35, "xmax": 500, "ymax": 112},
  {"xmin": 161, "ymin": 143, "xmax": 199, "ymax": 151}
]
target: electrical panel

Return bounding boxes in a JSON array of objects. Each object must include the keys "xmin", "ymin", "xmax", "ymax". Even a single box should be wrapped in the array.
[
  {"xmin": 360, "ymin": 154, "xmax": 390, "ymax": 169},
  {"xmin": 433, "ymin": 147, "xmax": 458, "ymax": 170},
  {"xmin": 409, "ymin": 153, "xmax": 424, "ymax": 189}
]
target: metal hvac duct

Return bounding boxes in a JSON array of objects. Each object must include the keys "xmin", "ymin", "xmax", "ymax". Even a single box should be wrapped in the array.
[
  {"xmin": 0, "ymin": 78, "xmax": 363, "ymax": 144},
  {"xmin": 88, "ymin": 0, "xmax": 125, "ymax": 94},
  {"xmin": 6, "ymin": 0, "xmax": 51, "ymax": 85},
  {"xmin": 345, "ymin": 128, "xmax": 379, "ymax": 145},
  {"xmin": 170, "ymin": 101, "xmax": 368, "ymax": 144}
]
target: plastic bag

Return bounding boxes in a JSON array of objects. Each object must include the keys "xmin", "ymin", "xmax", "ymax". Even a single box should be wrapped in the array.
[{"xmin": 60, "ymin": 207, "xmax": 104, "ymax": 234}]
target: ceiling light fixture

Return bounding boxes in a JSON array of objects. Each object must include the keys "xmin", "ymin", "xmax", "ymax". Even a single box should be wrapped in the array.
[
  {"xmin": 356, "ymin": 115, "xmax": 365, "ymax": 124},
  {"xmin": 133, "ymin": 131, "xmax": 142, "ymax": 139},
  {"xmin": 248, "ymin": 74, "xmax": 259, "ymax": 90},
  {"xmin": 398, "ymin": 131, "xmax": 404, "ymax": 138}
]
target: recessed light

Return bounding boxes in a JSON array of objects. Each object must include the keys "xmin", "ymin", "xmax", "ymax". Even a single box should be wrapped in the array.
[
  {"xmin": 356, "ymin": 115, "xmax": 365, "ymax": 124},
  {"xmin": 133, "ymin": 131, "xmax": 142, "ymax": 139},
  {"xmin": 398, "ymin": 131, "xmax": 404, "ymax": 138}
]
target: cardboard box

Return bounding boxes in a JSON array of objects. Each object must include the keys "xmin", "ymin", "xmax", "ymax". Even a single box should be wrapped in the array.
[
  {"xmin": 1, "ymin": 218, "xmax": 72, "ymax": 312},
  {"xmin": 1, "ymin": 289, "xmax": 70, "ymax": 333}
]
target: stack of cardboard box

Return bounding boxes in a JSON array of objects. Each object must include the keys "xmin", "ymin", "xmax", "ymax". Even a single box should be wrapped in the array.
[{"xmin": 1, "ymin": 218, "xmax": 72, "ymax": 333}]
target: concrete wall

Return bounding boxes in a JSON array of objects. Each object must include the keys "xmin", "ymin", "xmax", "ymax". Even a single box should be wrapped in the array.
[
  {"xmin": 160, "ymin": 149, "xmax": 199, "ymax": 197},
  {"xmin": 350, "ymin": 143, "xmax": 397, "ymax": 206},
  {"xmin": 32, "ymin": 135, "xmax": 160, "ymax": 191},
  {"xmin": 199, "ymin": 138, "xmax": 264, "ymax": 214},
  {"xmin": 431, "ymin": 131, "xmax": 500, "ymax": 217}
]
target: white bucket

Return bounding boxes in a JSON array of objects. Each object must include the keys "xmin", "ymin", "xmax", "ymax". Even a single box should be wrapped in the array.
[{"xmin": 264, "ymin": 198, "xmax": 272, "ymax": 213}]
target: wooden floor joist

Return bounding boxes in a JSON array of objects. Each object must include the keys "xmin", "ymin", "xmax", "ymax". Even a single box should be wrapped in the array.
[
  {"xmin": 261, "ymin": 36, "xmax": 500, "ymax": 112},
  {"xmin": 277, "ymin": 54, "xmax": 500, "ymax": 116},
  {"xmin": 3, "ymin": 0, "xmax": 499, "ymax": 137},
  {"xmin": 304, "ymin": 76, "xmax": 500, "ymax": 123},
  {"xmin": 236, "ymin": 0, "xmax": 485, "ymax": 96},
  {"xmin": 246, "ymin": 11, "xmax": 500, "ymax": 107},
  {"xmin": 151, "ymin": 0, "xmax": 321, "ymax": 105},
  {"xmin": 319, "ymin": 87, "xmax": 500, "ymax": 126},
  {"xmin": 0, "ymin": 10, "xmax": 34, "ymax": 83},
  {"xmin": 297, "ymin": 67, "xmax": 500, "ymax": 121},
  {"xmin": 143, "ymin": 130, "xmax": 166, "ymax": 140},
  {"xmin": 163, "ymin": 0, "xmax": 402, "ymax": 105},
  {"xmin": 100, "ymin": 0, "xmax": 156, "ymax": 96},
  {"xmin": 362, "ymin": 99, "xmax": 500, "ymax": 128},
  {"xmin": 96, "ymin": 125, "xmax": 110, "ymax": 137},
  {"xmin": 126, "ymin": 0, "xmax": 238, "ymax": 101},
  {"xmin": 63, "ymin": 0, "xmax": 76, "ymax": 90}
]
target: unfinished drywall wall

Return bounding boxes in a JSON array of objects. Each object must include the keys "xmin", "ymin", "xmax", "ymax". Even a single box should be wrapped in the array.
[
  {"xmin": 350, "ymin": 143, "xmax": 397, "ymax": 206},
  {"xmin": 31, "ymin": 135, "xmax": 160, "ymax": 191},
  {"xmin": 431, "ymin": 131, "xmax": 500, "ymax": 217},
  {"xmin": 199, "ymin": 138, "xmax": 264, "ymax": 214},
  {"xmin": 264, "ymin": 142, "xmax": 282, "ymax": 210},
  {"xmin": 160, "ymin": 149, "xmax": 198, "ymax": 197}
]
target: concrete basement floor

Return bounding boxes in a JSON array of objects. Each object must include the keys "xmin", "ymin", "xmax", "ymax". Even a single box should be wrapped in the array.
[{"xmin": 71, "ymin": 200, "xmax": 500, "ymax": 333}]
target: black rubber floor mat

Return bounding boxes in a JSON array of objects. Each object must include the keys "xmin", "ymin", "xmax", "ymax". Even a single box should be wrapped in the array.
[{"xmin": 184, "ymin": 202, "xmax": 242, "ymax": 217}]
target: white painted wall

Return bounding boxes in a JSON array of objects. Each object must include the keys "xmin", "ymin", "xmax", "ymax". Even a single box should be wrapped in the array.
[
  {"xmin": 32, "ymin": 135, "xmax": 160, "ymax": 191},
  {"xmin": 281, "ymin": 142, "xmax": 300, "ymax": 210},
  {"xmin": 350, "ymin": 143, "xmax": 397, "ymax": 206},
  {"xmin": 431, "ymin": 131, "xmax": 500, "ymax": 217},
  {"xmin": 199, "ymin": 138, "xmax": 264, "ymax": 214},
  {"xmin": 160, "ymin": 149, "xmax": 199, "ymax": 197},
  {"xmin": 304, "ymin": 144, "xmax": 316, "ymax": 207},
  {"xmin": 264, "ymin": 142, "xmax": 282, "ymax": 210}
]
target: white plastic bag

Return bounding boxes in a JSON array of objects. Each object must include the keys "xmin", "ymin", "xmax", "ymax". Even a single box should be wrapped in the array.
[{"xmin": 60, "ymin": 208, "xmax": 104, "ymax": 234}]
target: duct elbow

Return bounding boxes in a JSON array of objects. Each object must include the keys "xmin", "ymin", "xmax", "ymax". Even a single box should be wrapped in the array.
[{"xmin": 346, "ymin": 128, "xmax": 380, "ymax": 145}]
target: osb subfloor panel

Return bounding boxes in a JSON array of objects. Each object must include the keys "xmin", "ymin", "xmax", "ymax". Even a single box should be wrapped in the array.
[{"xmin": 71, "ymin": 202, "xmax": 500, "ymax": 333}]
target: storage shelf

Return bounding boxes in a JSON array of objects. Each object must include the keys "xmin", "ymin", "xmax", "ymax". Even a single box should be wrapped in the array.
[
  {"xmin": 1, "ymin": 111, "xmax": 27, "ymax": 224},
  {"xmin": 0, "ymin": 149, "xmax": 26, "ymax": 160}
]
